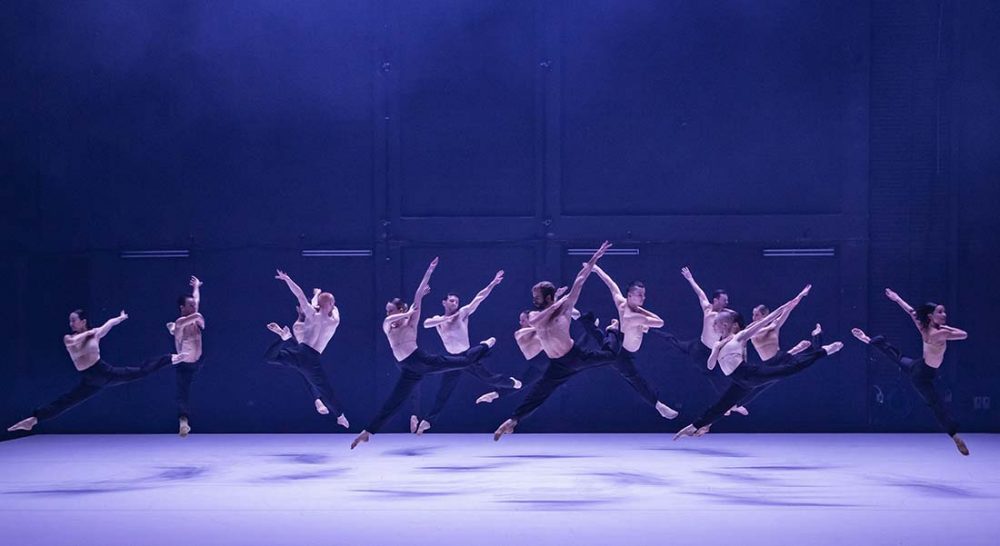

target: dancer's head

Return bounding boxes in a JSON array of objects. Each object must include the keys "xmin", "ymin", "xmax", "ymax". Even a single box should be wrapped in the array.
[
  {"xmin": 386, "ymin": 298, "xmax": 408, "ymax": 316},
  {"xmin": 711, "ymin": 289, "xmax": 729, "ymax": 312},
  {"xmin": 532, "ymin": 282, "xmax": 557, "ymax": 310},
  {"xmin": 177, "ymin": 294, "xmax": 196, "ymax": 316},
  {"xmin": 752, "ymin": 304, "xmax": 770, "ymax": 322},
  {"xmin": 69, "ymin": 309, "xmax": 88, "ymax": 333},
  {"xmin": 714, "ymin": 309, "xmax": 745, "ymax": 336},
  {"xmin": 626, "ymin": 281, "xmax": 646, "ymax": 309},
  {"xmin": 916, "ymin": 302, "xmax": 946, "ymax": 328},
  {"xmin": 442, "ymin": 293, "xmax": 460, "ymax": 315},
  {"xmin": 317, "ymin": 292, "xmax": 335, "ymax": 314}
]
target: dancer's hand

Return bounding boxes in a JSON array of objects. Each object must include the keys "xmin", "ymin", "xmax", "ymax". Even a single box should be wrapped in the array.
[
  {"xmin": 797, "ymin": 284, "xmax": 812, "ymax": 298},
  {"xmin": 492, "ymin": 270, "xmax": 504, "ymax": 285},
  {"xmin": 681, "ymin": 266, "xmax": 693, "ymax": 281},
  {"xmin": 275, "ymin": 269, "xmax": 290, "ymax": 281},
  {"xmin": 555, "ymin": 285, "xmax": 569, "ymax": 298},
  {"xmin": 885, "ymin": 288, "xmax": 899, "ymax": 301},
  {"xmin": 118, "ymin": 310, "xmax": 129, "ymax": 321},
  {"xmin": 418, "ymin": 284, "xmax": 432, "ymax": 297},
  {"xmin": 190, "ymin": 276, "xmax": 202, "ymax": 288}
]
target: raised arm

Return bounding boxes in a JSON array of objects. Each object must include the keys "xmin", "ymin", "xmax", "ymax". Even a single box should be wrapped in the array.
[
  {"xmin": 885, "ymin": 288, "xmax": 922, "ymax": 331},
  {"xmin": 383, "ymin": 308, "xmax": 418, "ymax": 333},
  {"xmin": 94, "ymin": 311, "xmax": 128, "ymax": 339},
  {"xmin": 461, "ymin": 270, "xmax": 504, "ymax": 317},
  {"xmin": 590, "ymin": 264, "xmax": 626, "ymax": 306},
  {"xmin": 310, "ymin": 288, "xmax": 321, "ymax": 308},
  {"xmin": 681, "ymin": 267, "xmax": 711, "ymax": 312},
  {"xmin": 563, "ymin": 241, "xmax": 612, "ymax": 309},
  {"xmin": 190, "ymin": 276, "xmax": 202, "ymax": 311},
  {"xmin": 275, "ymin": 270, "xmax": 313, "ymax": 315},
  {"xmin": 735, "ymin": 285, "xmax": 810, "ymax": 343},
  {"xmin": 411, "ymin": 258, "xmax": 439, "ymax": 312}
]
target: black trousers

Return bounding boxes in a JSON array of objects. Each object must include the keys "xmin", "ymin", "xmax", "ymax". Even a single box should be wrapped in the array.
[
  {"xmin": 511, "ymin": 333, "xmax": 622, "ymax": 422},
  {"xmin": 652, "ymin": 329, "xmax": 731, "ymax": 395},
  {"xmin": 415, "ymin": 350, "xmax": 517, "ymax": 424},
  {"xmin": 265, "ymin": 339, "xmax": 344, "ymax": 416},
  {"xmin": 366, "ymin": 343, "xmax": 491, "ymax": 433},
  {"xmin": 579, "ymin": 317, "xmax": 659, "ymax": 407},
  {"xmin": 33, "ymin": 356, "xmax": 173, "ymax": 421},
  {"xmin": 869, "ymin": 335, "xmax": 958, "ymax": 436},
  {"xmin": 692, "ymin": 348, "xmax": 829, "ymax": 429},
  {"xmin": 175, "ymin": 361, "xmax": 202, "ymax": 419}
]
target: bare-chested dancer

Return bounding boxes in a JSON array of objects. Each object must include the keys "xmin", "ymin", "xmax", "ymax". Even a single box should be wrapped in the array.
[
  {"xmin": 166, "ymin": 276, "xmax": 205, "ymax": 437},
  {"xmin": 8, "ymin": 310, "xmax": 188, "ymax": 433},
  {"xmin": 408, "ymin": 270, "xmax": 521, "ymax": 434},
  {"xmin": 851, "ymin": 289, "xmax": 970, "ymax": 455},
  {"xmin": 582, "ymin": 264, "xmax": 678, "ymax": 419},
  {"xmin": 653, "ymin": 267, "xmax": 744, "ymax": 413},
  {"xmin": 351, "ymin": 258, "xmax": 496, "ymax": 449},
  {"xmin": 674, "ymin": 285, "xmax": 843, "ymax": 439},
  {"xmin": 263, "ymin": 270, "xmax": 349, "ymax": 429},
  {"xmin": 493, "ymin": 242, "xmax": 622, "ymax": 441}
]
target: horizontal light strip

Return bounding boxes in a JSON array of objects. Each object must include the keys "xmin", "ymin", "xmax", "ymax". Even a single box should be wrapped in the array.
[
  {"xmin": 763, "ymin": 248, "xmax": 836, "ymax": 258},
  {"xmin": 301, "ymin": 249, "xmax": 373, "ymax": 257},
  {"xmin": 121, "ymin": 250, "xmax": 190, "ymax": 259},
  {"xmin": 567, "ymin": 248, "xmax": 639, "ymax": 256}
]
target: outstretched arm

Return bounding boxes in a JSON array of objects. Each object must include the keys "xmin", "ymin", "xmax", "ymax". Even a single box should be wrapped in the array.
[
  {"xmin": 939, "ymin": 325, "xmax": 968, "ymax": 341},
  {"xmin": 591, "ymin": 264, "xmax": 626, "ymax": 306},
  {"xmin": 681, "ymin": 267, "xmax": 712, "ymax": 312},
  {"xmin": 275, "ymin": 270, "xmax": 313, "ymax": 315},
  {"xmin": 460, "ymin": 270, "xmax": 504, "ymax": 317},
  {"xmin": 528, "ymin": 242, "xmax": 612, "ymax": 326},
  {"xmin": 635, "ymin": 306, "xmax": 665, "ymax": 328},
  {"xmin": 94, "ymin": 311, "xmax": 129, "ymax": 339},
  {"xmin": 310, "ymin": 288, "xmax": 321, "ymax": 308},
  {"xmin": 190, "ymin": 276, "xmax": 202, "ymax": 311},
  {"xmin": 735, "ymin": 285, "xmax": 811, "ymax": 343},
  {"xmin": 423, "ymin": 314, "xmax": 455, "ymax": 328},
  {"xmin": 411, "ymin": 258, "xmax": 439, "ymax": 312},
  {"xmin": 885, "ymin": 288, "xmax": 922, "ymax": 332},
  {"xmin": 174, "ymin": 312, "xmax": 205, "ymax": 330}
]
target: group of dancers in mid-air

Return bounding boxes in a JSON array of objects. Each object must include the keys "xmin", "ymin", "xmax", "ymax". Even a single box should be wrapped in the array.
[{"xmin": 6, "ymin": 242, "xmax": 972, "ymax": 456}]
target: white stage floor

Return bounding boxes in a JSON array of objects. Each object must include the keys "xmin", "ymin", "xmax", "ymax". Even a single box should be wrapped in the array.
[{"xmin": 1, "ymin": 433, "xmax": 997, "ymax": 545}]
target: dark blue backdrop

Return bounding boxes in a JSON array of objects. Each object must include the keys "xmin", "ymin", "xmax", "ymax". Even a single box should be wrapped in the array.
[{"xmin": 2, "ymin": 1, "xmax": 998, "ymax": 435}]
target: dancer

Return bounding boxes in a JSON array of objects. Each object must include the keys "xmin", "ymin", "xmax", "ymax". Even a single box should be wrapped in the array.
[
  {"xmin": 7, "ymin": 309, "xmax": 188, "ymax": 433},
  {"xmin": 674, "ymin": 285, "xmax": 843, "ymax": 439},
  {"xmin": 264, "ymin": 270, "xmax": 349, "ymax": 429},
  {"xmin": 654, "ymin": 267, "xmax": 738, "ymax": 409},
  {"xmin": 166, "ymin": 276, "xmax": 205, "ymax": 437},
  {"xmin": 493, "ymin": 242, "xmax": 622, "ymax": 441},
  {"xmin": 585, "ymin": 264, "xmax": 678, "ymax": 419},
  {"xmin": 851, "ymin": 288, "xmax": 970, "ymax": 455},
  {"xmin": 475, "ymin": 309, "xmax": 548, "ymax": 405},
  {"xmin": 351, "ymin": 258, "xmax": 496, "ymax": 449},
  {"xmin": 409, "ymin": 270, "xmax": 521, "ymax": 434}
]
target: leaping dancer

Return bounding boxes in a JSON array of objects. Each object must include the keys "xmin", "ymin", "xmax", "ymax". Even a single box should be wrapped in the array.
[{"xmin": 851, "ymin": 289, "xmax": 970, "ymax": 455}]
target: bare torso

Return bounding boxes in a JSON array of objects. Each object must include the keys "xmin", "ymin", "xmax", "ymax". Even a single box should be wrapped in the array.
[
  {"xmin": 617, "ymin": 304, "xmax": 652, "ymax": 353},
  {"xmin": 533, "ymin": 308, "xmax": 574, "ymax": 359},
  {"xmin": 385, "ymin": 315, "xmax": 419, "ymax": 362},
  {"xmin": 173, "ymin": 320, "xmax": 203, "ymax": 362},
  {"xmin": 921, "ymin": 328, "xmax": 949, "ymax": 368},
  {"xmin": 64, "ymin": 333, "xmax": 101, "ymax": 371},
  {"xmin": 701, "ymin": 310, "xmax": 721, "ymax": 347},
  {"xmin": 434, "ymin": 313, "xmax": 471, "ymax": 355},
  {"xmin": 751, "ymin": 326, "xmax": 781, "ymax": 361},
  {"xmin": 716, "ymin": 335, "xmax": 747, "ymax": 376},
  {"xmin": 300, "ymin": 309, "xmax": 340, "ymax": 354}
]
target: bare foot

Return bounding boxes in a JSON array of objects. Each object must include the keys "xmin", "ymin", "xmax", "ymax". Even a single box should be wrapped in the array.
[
  {"xmin": 179, "ymin": 418, "xmax": 191, "ymax": 438},
  {"xmin": 511, "ymin": 377, "xmax": 522, "ymax": 389},
  {"xmin": 822, "ymin": 342, "xmax": 844, "ymax": 355},
  {"xmin": 336, "ymin": 414, "xmax": 350, "ymax": 429},
  {"xmin": 812, "ymin": 323, "xmax": 822, "ymax": 337},
  {"xmin": 952, "ymin": 434, "xmax": 970, "ymax": 456},
  {"xmin": 409, "ymin": 415, "xmax": 419, "ymax": 434},
  {"xmin": 788, "ymin": 340, "xmax": 812, "ymax": 355},
  {"xmin": 695, "ymin": 425, "xmax": 711, "ymax": 436},
  {"xmin": 480, "ymin": 337, "xmax": 496, "ymax": 349},
  {"xmin": 851, "ymin": 328, "xmax": 871, "ymax": 344},
  {"xmin": 350, "ymin": 430, "xmax": 371, "ymax": 449},
  {"xmin": 266, "ymin": 323, "xmax": 292, "ymax": 341},
  {"xmin": 7, "ymin": 417, "xmax": 37, "ymax": 432},
  {"xmin": 171, "ymin": 353, "xmax": 192, "ymax": 365},
  {"xmin": 416, "ymin": 420, "xmax": 431, "ymax": 435},
  {"xmin": 493, "ymin": 418, "xmax": 517, "ymax": 441},
  {"xmin": 477, "ymin": 391, "xmax": 500, "ymax": 404},
  {"xmin": 314, "ymin": 399, "xmax": 330, "ymax": 415},
  {"xmin": 607, "ymin": 319, "xmax": 619, "ymax": 332},
  {"xmin": 266, "ymin": 322, "xmax": 284, "ymax": 336},
  {"xmin": 655, "ymin": 401, "xmax": 679, "ymax": 419},
  {"xmin": 673, "ymin": 424, "xmax": 697, "ymax": 440},
  {"xmin": 729, "ymin": 406, "xmax": 749, "ymax": 416}
]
